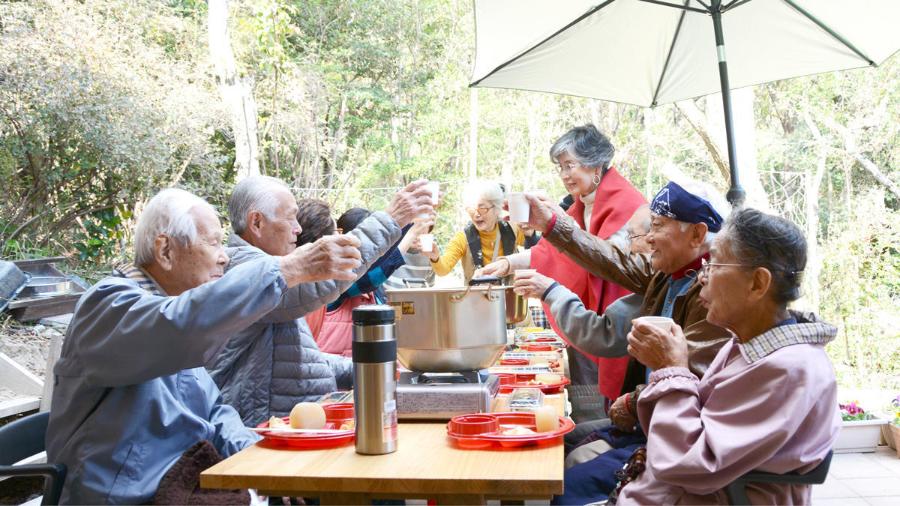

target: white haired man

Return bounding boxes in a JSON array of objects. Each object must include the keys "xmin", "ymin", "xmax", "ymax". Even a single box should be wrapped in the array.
[
  {"xmin": 45, "ymin": 188, "xmax": 363, "ymax": 504},
  {"xmin": 207, "ymin": 176, "xmax": 434, "ymax": 425}
]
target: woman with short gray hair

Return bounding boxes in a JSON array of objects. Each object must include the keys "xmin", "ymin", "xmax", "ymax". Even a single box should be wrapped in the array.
[
  {"xmin": 615, "ymin": 208, "xmax": 838, "ymax": 505},
  {"xmin": 477, "ymin": 124, "xmax": 645, "ymax": 398}
]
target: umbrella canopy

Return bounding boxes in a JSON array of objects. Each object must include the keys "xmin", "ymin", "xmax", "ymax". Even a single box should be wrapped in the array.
[{"xmin": 471, "ymin": 0, "xmax": 900, "ymax": 204}]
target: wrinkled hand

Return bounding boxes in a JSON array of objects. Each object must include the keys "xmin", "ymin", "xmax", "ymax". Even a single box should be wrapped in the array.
[
  {"xmin": 627, "ymin": 320, "xmax": 689, "ymax": 370},
  {"xmin": 608, "ymin": 394, "xmax": 638, "ymax": 431},
  {"xmin": 513, "ymin": 271, "xmax": 554, "ymax": 299},
  {"xmin": 474, "ymin": 258, "xmax": 510, "ymax": 279},
  {"xmin": 399, "ymin": 219, "xmax": 433, "ymax": 253},
  {"xmin": 523, "ymin": 194, "xmax": 563, "ymax": 234},
  {"xmin": 387, "ymin": 179, "xmax": 436, "ymax": 227},
  {"xmin": 280, "ymin": 234, "xmax": 362, "ymax": 286}
]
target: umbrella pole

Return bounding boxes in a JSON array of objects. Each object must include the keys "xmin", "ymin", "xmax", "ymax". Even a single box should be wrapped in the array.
[{"xmin": 711, "ymin": 1, "xmax": 745, "ymax": 207}]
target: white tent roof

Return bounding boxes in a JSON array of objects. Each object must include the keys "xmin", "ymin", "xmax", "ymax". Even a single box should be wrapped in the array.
[{"xmin": 472, "ymin": 0, "xmax": 900, "ymax": 106}]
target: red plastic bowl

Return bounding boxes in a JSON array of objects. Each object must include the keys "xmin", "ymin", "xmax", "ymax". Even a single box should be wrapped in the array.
[
  {"xmin": 447, "ymin": 414, "xmax": 499, "ymax": 435},
  {"xmin": 446, "ymin": 412, "xmax": 575, "ymax": 450},
  {"xmin": 323, "ymin": 402, "xmax": 354, "ymax": 421}
]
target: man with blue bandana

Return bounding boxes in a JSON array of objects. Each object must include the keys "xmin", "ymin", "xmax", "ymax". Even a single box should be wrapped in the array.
[{"xmin": 519, "ymin": 180, "xmax": 734, "ymax": 506}]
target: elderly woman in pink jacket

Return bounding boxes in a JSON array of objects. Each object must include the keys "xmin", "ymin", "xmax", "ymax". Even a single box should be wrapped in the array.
[{"xmin": 615, "ymin": 208, "xmax": 839, "ymax": 505}]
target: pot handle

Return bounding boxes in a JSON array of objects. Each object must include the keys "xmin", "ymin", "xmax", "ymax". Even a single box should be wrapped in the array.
[{"xmin": 469, "ymin": 275, "xmax": 501, "ymax": 286}]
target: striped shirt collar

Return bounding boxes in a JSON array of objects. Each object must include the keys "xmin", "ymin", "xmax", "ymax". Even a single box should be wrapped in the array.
[
  {"xmin": 737, "ymin": 312, "xmax": 837, "ymax": 363},
  {"xmin": 113, "ymin": 263, "xmax": 165, "ymax": 296}
]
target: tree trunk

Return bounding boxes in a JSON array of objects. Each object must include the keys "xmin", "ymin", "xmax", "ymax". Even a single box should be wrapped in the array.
[
  {"xmin": 468, "ymin": 88, "xmax": 479, "ymax": 181},
  {"xmin": 800, "ymin": 109, "xmax": 828, "ymax": 312},
  {"xmin": 820, "ymin": 115, "xmax": 900, "ymax": 200},
  {"xmin": 208, "ymin": 0, "xmax": 260, "ymax": 181}
]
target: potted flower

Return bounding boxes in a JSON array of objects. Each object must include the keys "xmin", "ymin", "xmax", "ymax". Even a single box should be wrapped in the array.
[
  {"xmin": 880, "ymin": 395, "xmax": 900, "ymax": 458},
  {"xmin": 834, "ymin": 400, "xmax": 888, "ymax": 453}
]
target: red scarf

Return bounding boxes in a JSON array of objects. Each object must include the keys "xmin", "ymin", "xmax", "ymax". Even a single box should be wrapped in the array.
[{"xmin": 530, "ymin": 167, "xmax": 646, "ymax": 400}]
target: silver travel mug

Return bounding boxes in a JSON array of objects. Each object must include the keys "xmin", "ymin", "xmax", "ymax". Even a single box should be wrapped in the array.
[{"xmin": 352, "ymin": 304, "xmax": 398, "ymax": 455}]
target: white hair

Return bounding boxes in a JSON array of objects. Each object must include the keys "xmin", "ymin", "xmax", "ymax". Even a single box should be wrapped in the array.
[
  {"xmin": 672, "ymin": 179, "xmax": 732, "ymax": 247},
  {"xmin": 463, "ymin": 180, "xmax": 505, "ymax": 210},
  {"xmin": 134, "ymin": 188, "xmax": 217, "ymax": 266},
  {"xmin": 228, "ymin": 176, "xmax": 290, "ymax": 234}
]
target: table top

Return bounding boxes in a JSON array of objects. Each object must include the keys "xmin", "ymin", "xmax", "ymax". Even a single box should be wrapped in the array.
[{"xmin": 200, "ymin": 421, "xmax": 563, "ymax": 498}]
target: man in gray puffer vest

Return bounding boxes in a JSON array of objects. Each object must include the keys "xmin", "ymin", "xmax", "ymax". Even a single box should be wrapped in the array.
[{"xmin": 207, "ymin": 176, "xmax": 434, "ymax": 425}]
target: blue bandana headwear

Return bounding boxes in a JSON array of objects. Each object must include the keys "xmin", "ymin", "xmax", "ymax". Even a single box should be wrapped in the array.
[{"xmin": 650, "ymin": 181, "xmax": 724, "ymax": 233}]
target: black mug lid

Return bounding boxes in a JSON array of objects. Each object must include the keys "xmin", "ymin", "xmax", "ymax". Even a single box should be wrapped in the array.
[{"xmin": 352, "ymin": 304, "xmax": 396, "ymax": 325}]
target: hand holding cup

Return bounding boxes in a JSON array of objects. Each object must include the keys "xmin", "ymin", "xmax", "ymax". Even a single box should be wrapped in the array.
[{"xmin": 626, "ymin": 316, "xmax": 689, "ymax": 370}]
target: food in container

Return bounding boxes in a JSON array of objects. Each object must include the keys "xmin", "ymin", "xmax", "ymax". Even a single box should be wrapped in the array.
[
  {"xmin": 534, "ymin": 406, "xmax": 559, "ymax": 432},
  {"xmin": 508, "ymin": 387, "xmax": 544, "ymax": 412},
  {"xmin": 290, "ymin": 402, "xmax": 327, "ymax": 429},
  {"xmin": 446, "ymin": 412, "xmax": 575, "ymax": 449}
]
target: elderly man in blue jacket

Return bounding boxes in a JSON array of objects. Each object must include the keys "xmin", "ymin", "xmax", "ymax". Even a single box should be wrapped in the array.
[
  {"xmin": 46, "ymin": 188, "xmax": 367, "ymax": 504},
  {"xmin": 208, "ymin": 176, "xmax": 434, "ymax": 425}
]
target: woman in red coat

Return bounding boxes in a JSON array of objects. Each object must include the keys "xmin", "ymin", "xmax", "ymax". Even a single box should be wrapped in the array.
[{"xmin": 477, "ymin": 124, "xmax": 645, "ymax": 403}]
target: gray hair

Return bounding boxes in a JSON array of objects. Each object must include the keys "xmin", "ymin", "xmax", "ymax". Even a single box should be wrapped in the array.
[
  {"xmin": 463, "ymin": 180, "xmax": 505, "ymax": 210},
  {"xmin": 721, "ymin": 208, "xmax": 807, "ymax": 305},
  {"xmin": 549, "ymin": 124, "xmax": 615, "ymax": 172},
  {"xmin": 134, "ymin": 188, "xmax": 217, "ymax": 267},
  {"xmin": 228, "ymin": 176, "xmax": 290, "ymax": 234}
]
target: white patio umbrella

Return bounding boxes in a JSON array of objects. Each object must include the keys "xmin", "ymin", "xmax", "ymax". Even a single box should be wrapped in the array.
[{"xmin": 470, "ymin": 0, "xmax": 900, "ymax": 205}]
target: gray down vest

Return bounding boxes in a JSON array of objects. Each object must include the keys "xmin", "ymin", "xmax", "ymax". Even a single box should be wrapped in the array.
[{"xmin": 206, "ymin": 211, "xmax": 401, "ymax": 426}]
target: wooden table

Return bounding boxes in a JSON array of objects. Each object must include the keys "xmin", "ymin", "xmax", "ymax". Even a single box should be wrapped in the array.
[
  {"xmin": 201, "ymin": 397, "xmax": 566, "ymax": 504},
  {"xmin": 201, "ymin": 421, "xmax": 562, "ymax": 504}
]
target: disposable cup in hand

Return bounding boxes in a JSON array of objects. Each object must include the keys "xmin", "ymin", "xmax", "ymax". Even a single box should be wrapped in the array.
[
  {"xmin": 418, "ymin": 182, "xmax": 440, "ymax": 220},
  {"xmin": 508, "ymin": 192, "xmax": 529, "ymax": 222},
  {"xmin": 426, "ymin": 181, "xmax": 440, "ymax": 204},
  {"xmin": 419, "ymin": 233, "xmax": 434, "ymax": 253},
  {"xmin": 634, "ymin": 316, "xmax": 675, "ymax": 331}
]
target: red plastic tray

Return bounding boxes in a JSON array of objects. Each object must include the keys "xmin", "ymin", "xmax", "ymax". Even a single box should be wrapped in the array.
[
  {"xmin": 499, "ymin": 358, "xmax": 530, "ymax": 366},
  {"xmin": 447, "ymin": 412, "xmax": 575, "ymax": 449},
  {"xmin": 255, "ymin": 416, "xmax": 354, "ymax": 449},
  {"xmin": 497, "ymin": 374, "xmax": 570, "ymax": 394}
]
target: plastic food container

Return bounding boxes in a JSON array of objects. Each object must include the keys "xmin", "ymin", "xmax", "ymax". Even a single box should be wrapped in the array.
[{"xmin": 446, "ymin": 412, "xmax": 575, "ymax": 449}]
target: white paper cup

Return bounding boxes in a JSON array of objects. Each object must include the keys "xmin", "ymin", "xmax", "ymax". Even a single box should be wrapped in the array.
[
  {"xmin": 418, "ymin": 233, "xmax": 434, "ymax": 253},
  {"xmin": 417, "ymin": 182, "xmax": 440, "ymax": 221},
  {"xmin": 634, "ymin": 316, "xmax": 675, "ymax": 331},
  {"xmin": 508, "ymin": 192, "xmax": 529, "ymax": 222},
  {"xmin": 426, "ymin": 181, "xmax": 440, "ymax": 204}
]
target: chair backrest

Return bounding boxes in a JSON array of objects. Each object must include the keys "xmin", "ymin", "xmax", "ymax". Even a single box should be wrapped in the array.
[
  {"xmin": 0, "ymin": 411, "xmax": 50, "ymax": 465},
  {"xmin": 725, "ymin": 451, "xmax": 834, "ymax": 505}
]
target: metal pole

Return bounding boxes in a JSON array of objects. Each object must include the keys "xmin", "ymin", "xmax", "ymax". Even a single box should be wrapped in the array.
[{"xmin": 710, "ymin": 0, "xmax": 745, "ymax": 207}]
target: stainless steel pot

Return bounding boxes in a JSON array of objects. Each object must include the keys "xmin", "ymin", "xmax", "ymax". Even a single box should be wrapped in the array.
[{"xmin": 385, "ymin": 277, "xmax": 512, "ymax": 372}]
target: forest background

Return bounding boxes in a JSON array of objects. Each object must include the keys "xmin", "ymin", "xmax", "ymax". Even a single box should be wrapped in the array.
[{"xmin": 0, "ymin": 0, "xmax": 897, "ymax": 391}]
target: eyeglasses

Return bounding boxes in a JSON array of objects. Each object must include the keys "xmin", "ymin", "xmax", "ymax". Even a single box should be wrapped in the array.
[
  {"xmin": 697, "ymin": 258, "xmax": 754, "ymax": 278},
  {"xmin": 555, "ymin": 161, "xmax": 584, "ymax": 175},
  {"xmin": 466, "ymin": 206, "xmax": 495, "ymax": 216}
]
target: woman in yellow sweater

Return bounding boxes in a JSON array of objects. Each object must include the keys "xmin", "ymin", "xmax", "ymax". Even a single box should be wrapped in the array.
[{"xmin": 426, "ymin": 181, "xmax": 538, "ymax": 283}]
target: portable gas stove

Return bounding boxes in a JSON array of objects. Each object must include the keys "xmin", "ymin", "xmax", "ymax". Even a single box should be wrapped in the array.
[{"xmin": 396, "ymin": 370, "xmax": 500, "ymax": 420}]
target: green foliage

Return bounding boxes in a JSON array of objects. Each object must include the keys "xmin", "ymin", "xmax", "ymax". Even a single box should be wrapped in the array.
[{"xmin": 1, "ymin": 0, "xmax": 897, "ymax": 390}]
